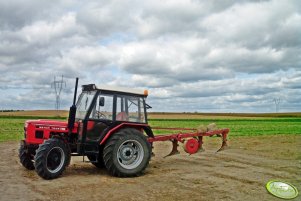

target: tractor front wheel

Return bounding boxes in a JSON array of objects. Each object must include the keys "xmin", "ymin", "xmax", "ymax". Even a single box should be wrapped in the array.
[
  {"xmin": 103, "ymin": 128, "xmax": 151, "ymax": 177},
  {"xmin": 19, "ymin": 142, "xmax": 35, "ymax": 170},
  {"xmin": 34, "ymin": 138, "xmax": 70, "ymax": 180}
]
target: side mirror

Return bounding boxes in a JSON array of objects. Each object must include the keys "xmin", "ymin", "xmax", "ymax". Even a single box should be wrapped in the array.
[{"xmin": 99, "ymin": 97, "xmax": 105, "ymax": 107}]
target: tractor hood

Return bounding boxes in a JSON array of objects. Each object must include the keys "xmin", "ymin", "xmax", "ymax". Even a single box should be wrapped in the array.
[
  {"xmin": 25, "ymin": 119, "xmax": 78, "ymax": 132},
  {"xmin": 24, "ymin": 119, "xmax": 79, "ymax": 144}
]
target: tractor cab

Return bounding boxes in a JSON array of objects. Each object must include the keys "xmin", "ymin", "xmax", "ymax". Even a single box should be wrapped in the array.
[
  {"xmin": 76, "ymin": 84, "xmax": 149, "ymax": 123},
  {"xmin": 74, "ymin": 84, "xmax": 151, "ymax": 145}
]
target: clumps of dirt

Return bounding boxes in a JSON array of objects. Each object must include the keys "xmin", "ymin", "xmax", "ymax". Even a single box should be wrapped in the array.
[{"xmin": 197, "ymin": 123, "xmax": 218, "ymax": 133}]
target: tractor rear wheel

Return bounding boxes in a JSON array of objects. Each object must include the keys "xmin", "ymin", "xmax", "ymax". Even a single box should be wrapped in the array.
[
  {"xmin": 19, "ymin": 142, "xmax": 35, "ymax": 170},
  {"xmin": 103, "ymin": 128, "xmax": 151, "ymax": 177},
  {"xmin": 34, "ymin": 138, "xmax": 70, "ymax": 180}
]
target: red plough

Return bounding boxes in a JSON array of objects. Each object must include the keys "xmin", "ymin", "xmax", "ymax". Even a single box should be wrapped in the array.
[{"xmin": 148, "ymin": 127, "xmax": 230, "ymax": 157}]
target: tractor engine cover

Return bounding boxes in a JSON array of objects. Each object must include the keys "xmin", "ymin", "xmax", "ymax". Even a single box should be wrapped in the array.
[{"xmin": 183, "ymin": 138, "xmax": 199, "ymax": 154}]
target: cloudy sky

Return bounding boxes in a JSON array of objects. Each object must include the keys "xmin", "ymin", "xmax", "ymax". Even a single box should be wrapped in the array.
[{"xmin": 0, "ymin": 0, "xmax": 300, "ymax": 112}]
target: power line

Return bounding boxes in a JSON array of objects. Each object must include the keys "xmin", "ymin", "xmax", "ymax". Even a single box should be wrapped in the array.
[{"xmin": 51, "ymin": 75, "xmax": 66, "ymax": 110}]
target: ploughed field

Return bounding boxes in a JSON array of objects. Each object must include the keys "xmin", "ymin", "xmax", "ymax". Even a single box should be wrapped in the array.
[{"xmin": 0, "ymin": 112, "xmax": 300, "ymax": 200}]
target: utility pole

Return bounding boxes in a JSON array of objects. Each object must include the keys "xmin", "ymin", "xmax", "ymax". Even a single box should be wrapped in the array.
[
  {"xmin": 51, "ymin": 75, "xmax": 66, "ymax": 111},
  {"xmin": 273, "ymin": 98, "xmax": 281, "ymax": 113}
]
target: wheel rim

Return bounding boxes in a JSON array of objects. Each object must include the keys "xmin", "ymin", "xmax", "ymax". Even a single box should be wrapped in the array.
[
  {"xmin": 117, "ymin": 140, "xmax": 144, "ymax": 170},
  {"xmin": 46, "ymin": 147, "xmax": 65, "ymax": 174}
]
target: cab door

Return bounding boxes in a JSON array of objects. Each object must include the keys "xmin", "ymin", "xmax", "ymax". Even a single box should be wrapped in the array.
[{"xmin": 85, "ymin": 94, "xmax": 114, "ymax": 142}]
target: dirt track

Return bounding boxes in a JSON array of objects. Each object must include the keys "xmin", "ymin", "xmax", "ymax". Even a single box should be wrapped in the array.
[{"xmin": 0, "ymin": 135, "xmax": 300, "ymax": 201}]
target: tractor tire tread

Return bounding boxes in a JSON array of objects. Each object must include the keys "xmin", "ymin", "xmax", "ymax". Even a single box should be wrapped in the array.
[
  {"xmin": 103, "ymin": 128, "xmax": 151, "ymax": 177},
  {"xmin": 34, "ymin": 138, "xmax": 70, "ymax": 180},
  {"xmin": 19, "ymin": 144, "xmax": 35, "ymax": 170}
]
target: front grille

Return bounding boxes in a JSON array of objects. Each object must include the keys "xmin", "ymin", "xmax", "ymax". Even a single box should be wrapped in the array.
[{"xmin": 35, "ymin": 131, "xmax": 44, "ymax": 139}]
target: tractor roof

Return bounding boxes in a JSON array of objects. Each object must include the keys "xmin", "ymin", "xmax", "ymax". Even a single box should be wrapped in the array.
[{"xmin": 82, "ymin": 84, "xmax": 148, "ymax": 97}]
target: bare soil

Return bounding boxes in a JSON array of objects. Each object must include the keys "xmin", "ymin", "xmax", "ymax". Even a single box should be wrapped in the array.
[{"xmin": 0, "ymin": 135, "xmax": 300, "ymax": 201}]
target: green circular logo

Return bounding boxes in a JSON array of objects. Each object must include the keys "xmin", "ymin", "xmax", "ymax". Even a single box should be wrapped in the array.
[{"xmin": 266, "ymin": 180, "xmax": 299, "ymax": 199}]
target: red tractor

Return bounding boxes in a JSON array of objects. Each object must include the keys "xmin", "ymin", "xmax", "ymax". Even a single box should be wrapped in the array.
[{"xmin": 19, "ymin": 78, "xmax": 229, "ymax": 179}]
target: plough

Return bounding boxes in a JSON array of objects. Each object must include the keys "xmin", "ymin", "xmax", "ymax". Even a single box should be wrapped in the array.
[{"xmin": 148, "ymin": 127, "xmax": 230, "ymax": 157}]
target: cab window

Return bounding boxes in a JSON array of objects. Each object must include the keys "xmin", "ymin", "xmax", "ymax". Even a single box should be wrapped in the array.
[
  {"xmin": 116, "ymin": 95, "xmax": 146, "ymax": 123},
  {"xmin": 89, "ymin": 94, "xmax": 114, "ymax": 120}
]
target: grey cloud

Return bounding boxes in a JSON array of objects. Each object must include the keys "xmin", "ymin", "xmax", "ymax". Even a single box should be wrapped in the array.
[
  {"xmin": 146, "ymin": 70, "xmax": 300, "ymax": 111},
  {"xmin": 133, "ymin": 76, "xmax": 178, "ymax": 88},
  {"xmin": 154, "ymin": 75, "xmax": 284, "ymax": 99},
  {"xmin": 225, "ymin": 94, "xmax": 263, "ymax": 103},
  {"xmin": 0, "ymin": 0, "xmax": 62, "ymax": 29},
  {"xmin": 200, "ymin": 0, "xmax": 301, "ymax": 48},
  {"xmin": 76, "ymin": 0, "xmax": 139, "ymax": 36},
  {"xmin": 268, "ymin": 14, "xmax": 301, "ymax": 48},
  {"xmin": 282, "ymin": 72, "xmax": 301, "ymax": 89}
]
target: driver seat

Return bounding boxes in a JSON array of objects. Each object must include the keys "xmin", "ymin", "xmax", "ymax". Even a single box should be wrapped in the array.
[{"xmin": 116, "ymin": 112, "xmax": 128, "ymax": 121}]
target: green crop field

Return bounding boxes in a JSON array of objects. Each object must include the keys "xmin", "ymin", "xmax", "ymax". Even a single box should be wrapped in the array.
[
  {"xmin": 0, "ymin": 118, "xmax": 26, "ymax": 142},
  {"xmin": 149, "ymin": 118, "xmax": 301, "ymax": 136},
  {"xmin": 0, "ymin": 113, "xmax": 300, "ymax": 142}
]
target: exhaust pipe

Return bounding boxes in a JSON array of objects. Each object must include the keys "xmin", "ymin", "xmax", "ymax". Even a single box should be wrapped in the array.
[{"xmin": 68, "ymin": 77, "xmax": 79, "ymax": 131}]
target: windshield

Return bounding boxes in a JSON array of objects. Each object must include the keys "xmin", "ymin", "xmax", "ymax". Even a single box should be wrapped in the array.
[{"xmin": 76, "ymin": 91, "xmax": 96, "ymax": 119}]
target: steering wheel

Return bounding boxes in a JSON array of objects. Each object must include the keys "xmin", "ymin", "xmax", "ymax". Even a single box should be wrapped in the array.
[{"xmin": 95, "ymin": 111, "xmax": 107, "ymax": 119}]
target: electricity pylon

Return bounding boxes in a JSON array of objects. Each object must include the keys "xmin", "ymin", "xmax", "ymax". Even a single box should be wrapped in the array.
[{"xmin": 51, "ymin": 75, "xmax": 66, "ymax": 111}]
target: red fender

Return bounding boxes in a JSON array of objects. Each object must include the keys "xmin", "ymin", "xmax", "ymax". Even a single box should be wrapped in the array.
[{"xmin": 99, "ymin": 123, "xmax": 149, "ymax": 145}]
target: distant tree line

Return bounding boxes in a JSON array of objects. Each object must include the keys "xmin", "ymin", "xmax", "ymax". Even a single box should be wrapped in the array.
[{"xmin": 0, "ymin": 110, "xmax": 24, "ymax": 112}]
